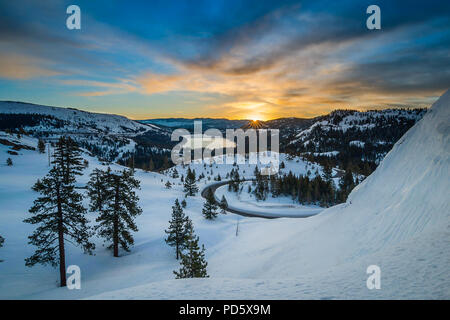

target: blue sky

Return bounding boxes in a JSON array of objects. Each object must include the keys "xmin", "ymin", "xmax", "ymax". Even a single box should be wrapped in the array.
[{"xmin": 0, "ymin": 0, "xmax": 449, "ymax": 119}]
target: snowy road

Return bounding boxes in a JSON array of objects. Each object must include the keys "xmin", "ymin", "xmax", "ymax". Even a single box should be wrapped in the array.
[{"xmin": 201, "ymin": 180, "xmax": 322, "ymax": 219}]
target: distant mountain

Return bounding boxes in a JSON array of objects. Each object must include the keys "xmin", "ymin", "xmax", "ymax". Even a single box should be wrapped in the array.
[
  {"xmin": 265, "ymin": 117, "xmax": 313, "ymax": 130},
  {"xmin": 140, "ymin": 118, "xmax": 249, "ymax": 131},
  {"xmin": 0, "ymin": 101, "xmax": 160, "ymax": 135},
  {"xmin": 0, "ymin": 101, "xmax": 172, "ymax": 169},
  {"xmin": 283, "ymin": 108, "xmax": 427, "ymax": 176},
  {"xmin": 0, "ymin": 101, "xmax": 428, "ymax": 175},
  {"xmin": 241, "ymin": 119, "xmax": 269, "ymax": 130}
]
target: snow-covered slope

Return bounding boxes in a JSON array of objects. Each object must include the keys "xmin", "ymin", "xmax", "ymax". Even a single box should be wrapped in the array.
[
  {"xmin": 0, "ymin": 101, "xmax": 172, "ymax": 164},
  {"xmin": 0, "ymin": 101, "xmax": 158, "ymax": 135},
  {"xmin": 286, "ymin": 108, "xmax": 426, "ymax": 165}
]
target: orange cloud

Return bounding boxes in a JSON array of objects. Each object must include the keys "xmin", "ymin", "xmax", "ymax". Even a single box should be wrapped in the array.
[{"xmin": 0, "ymin": 53, "xmax": 60, "ymax": 79}]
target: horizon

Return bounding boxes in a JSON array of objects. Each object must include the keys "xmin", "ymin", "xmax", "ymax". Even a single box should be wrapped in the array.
[
  {"xmin": 0, "ymin": 99, "xmax": 429, "ymax": 121},
  {"xmin": 0, "ymin": 1, "xmax": 449, "ymax": 120}
]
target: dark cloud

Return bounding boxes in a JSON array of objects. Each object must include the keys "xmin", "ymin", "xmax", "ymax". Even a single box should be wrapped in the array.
[{"xmin": 173, "ymin": 0, "xmax": 450, "ymax": 81}]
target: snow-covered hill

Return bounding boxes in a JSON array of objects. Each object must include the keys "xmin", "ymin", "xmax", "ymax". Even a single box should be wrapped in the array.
[
  {"xmin": 0, "ymin": 101, "xmax": 158, "ymax": 135},
  {"xmin": 0, "ymin": 101, "xmax": 172, "ymax": 165},
  {"xmin": 286, "ymin": 108, "xmax": 426, "ymax": 165}
]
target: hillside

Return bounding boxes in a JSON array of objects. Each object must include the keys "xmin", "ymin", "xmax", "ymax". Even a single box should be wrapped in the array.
[
  {"xmin": 140, "ymin": 118, "xmax": 249, "ymax": 131},
  {"xmin": 282, "ymin": 108, "xmax": 426, "ymax": 176},
  {"xmin": 0, "ymin": 101, "xmax": 172, "ymax": 168},
  {"xmin": 0, "ymin": 101, "xmax": 158, "ymax": 135}
]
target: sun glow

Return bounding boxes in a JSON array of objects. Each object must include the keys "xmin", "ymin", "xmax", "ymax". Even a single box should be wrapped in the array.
[{"xmin": 248, "ymin": 114, "xmax": 264, "ymax": 121}]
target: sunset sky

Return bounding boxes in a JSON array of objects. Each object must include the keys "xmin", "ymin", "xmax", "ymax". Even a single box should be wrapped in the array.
[{"xmin": 0, "ymin": 0, "xmax": 449, "ymax": 120}]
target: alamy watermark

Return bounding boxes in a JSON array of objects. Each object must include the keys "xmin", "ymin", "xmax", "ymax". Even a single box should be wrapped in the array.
[
  {"xmin": 66, "ymin": 5, "xmax": 81, "ymax": 30},
  {"xmin": 67, "ymin": 265, "xmax": 81, "ymax": 290},
  {"xmin": 366, "ymin": 265, "xmax": 381, "ymax": 290},
  {"xmin": 366, "ymin": 5, "xmax": 381, "ymax": 30}
]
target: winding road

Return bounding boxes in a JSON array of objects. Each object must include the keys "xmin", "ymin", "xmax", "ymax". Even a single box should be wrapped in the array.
[{"xmin": 201, "ymin": 180, "xmax": 321, "ymax": 219}]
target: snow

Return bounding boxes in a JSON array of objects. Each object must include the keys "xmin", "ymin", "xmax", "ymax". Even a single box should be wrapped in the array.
[
  {"xmin": 0, "ymin": 101, "xmax": 157, "ymax": 135},
  {"xmin": 311, "ymin": 151, "xmax": 340, "ymax": 157},
  {"xmin": 290, "ymin": 108, "xmax": 425, "ymax": 144},
  {"xmin": 0, "ymin": 90, "xmax": 448, "ymax": 299},
  {"xmin": 215, "ymin": 182, "xmax": 323, "ymax": 218},
  {"xmin": 349, "ymin": 140, "xmax": 365, "ymax": 148},
  {"xmin": 165, "ymin": 152, "xmax": 325, "ymax": 187}
]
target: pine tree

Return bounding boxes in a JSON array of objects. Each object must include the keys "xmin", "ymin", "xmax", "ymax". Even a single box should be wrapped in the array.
[
  {"xmin": 219, "ymin": 195, "xmax": 228, "ymax": 214},
  {"xmin": 162, "ymin": 155, "xmax": 169, "ymax": 170},
  {"xmin": 6, "ymin": 158, "xmax": 12, "ymax": 166},
  {"xmin": 183, "ymin": 168, "xmax": 198, "ymax": 196},
  {"xmin": 38, "ymin": 139, "xmax": 46, "ymax": 154},
  {"xmin": 128, "ymin": 155, "xmax": 135, "ymax": 172},
  {"xmin": 165, "ymin": 199, "xmax": 189, "ymax": 259},
  {"xmin": 148, "ymin": 158, "xmax": 155, "ymax": 171},
  {"xmin": 202, "ymin": 188, "xmax": 218, "ymax": 219},
  {"xmin": 173, "ymin": 227, "xmax": 208, "ymax": 279},
  {"xmin": 339, "ymin": 168, "xmax": 354, "ymax": 202},
  {"xmin": 0, "ymin": 235, "xmax": 4, "ymax": 262},
  {"xmin": 90, "ymin": 169, "xmax": 142, "ymax": 257},
  {"xmin": 52, "ymin": 136, "xmax": 84, "ymax": 184},
  {"xmin": 87, "ymin": 168, "xmax": 109, "ymax": 212},
  {"xmin": 323, "ymin": 164, "xmax": 333, "ymax": 183},
  {"xmin": 165, "ymin": 181, "xmax": 172, "ymax": 189},
  {"xmin": 181, "ymin": 199, "xmax": 187, "ymax": 208},
  {"xmin": 24, "ymin": 161, "xmax": 94, "ymax": 287}
]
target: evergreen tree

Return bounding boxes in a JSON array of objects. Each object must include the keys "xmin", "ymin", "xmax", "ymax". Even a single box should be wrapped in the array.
[
  {"xmin": 90, "ymin": 169, "xmax": 143, "ymax": 257},
  {"xmin": 323, "ymin": 164, "xmax": 333, "ymax": 183},
  {"xmin": 52, "ymin": 136, "xmax": 84, "ymax": 184},
  {"xmin": 173, "ymin": 227, "xmax": 208, "ymax": 279},
  {"xmin": 87, "ymin": 168, "xmax": 109, "ymax": 212},
  {"xmin": 181, "ymin": 199, "xmax": 187, "ymax": 208},
  {"xmin": 24, "ymin": 162, "xmax": 94, "ymax": 287},
  {"xmin": 6, "ymin": 158, "xmax": 12, "ymax": 166},
  {"xmin": 162, "ymin": 155, "xmax": 170, "ymax": 170},
  {"xmin": 148, "ymin": 158, "xmax": 155, "ymax": 171},
  {"xmin": 339, "ymin": 168, "xmax": 354, "ymax": 202},
  {"xmin": 183, "ymin": 168, "xmax": 198, "ymax": 196},
  {"xmin": 165, "ymin": 181, "xmax": 172, "ymax": 189},
  {"xmin": 38, "ymin": 139, "xmax": 46, "ymax": 154},
  {"xmin": 219, "ymin": 195, "xmax": 228, "ymax": 214},
  {"xmin": 127, "ymin": 155, "xmax": 135, "ymax": 172},
  {"xmin": 165, "ymin": 199, "xmax": 189, "ymax": 259},
  {"xmin": 202, "ymin": 188, "xmax": 218, "ymax": 219},
  {"xmin": 0, "ymin": 235, "xmax": 4, "ymax": 262}
]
